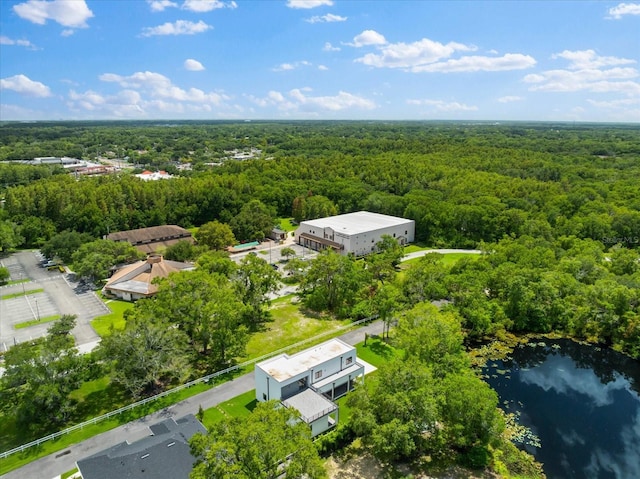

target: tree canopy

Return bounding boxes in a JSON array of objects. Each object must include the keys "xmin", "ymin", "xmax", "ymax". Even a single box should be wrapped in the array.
[{"xmin": 190, "ymin": 401, "xmax": 326, "ymax": 479}]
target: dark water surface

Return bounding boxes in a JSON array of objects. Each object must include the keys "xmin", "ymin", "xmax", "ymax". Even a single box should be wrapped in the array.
[{"xmin": 483, "ymin": 339, "xmax": 640, "ymax": 479}]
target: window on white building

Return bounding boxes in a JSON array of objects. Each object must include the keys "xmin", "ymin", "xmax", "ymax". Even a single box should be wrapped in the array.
[{"xmin": 314, "ymin": 370, "xmax": 323, "ymax": 380}]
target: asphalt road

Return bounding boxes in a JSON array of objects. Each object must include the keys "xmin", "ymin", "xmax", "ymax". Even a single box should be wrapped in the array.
[{"xmin": 2, "ymin": 320, "xmax": 384, "ymax": 479}]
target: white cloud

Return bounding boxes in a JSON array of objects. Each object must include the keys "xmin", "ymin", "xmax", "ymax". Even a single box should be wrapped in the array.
[
  {"xmin": 306, "ymin": 13, "xmax": 346, "ymax": 23},
  {"xmin": 68, "ymin": 89, "xmax": 146, "ymax": 117},
  {"xmin": 184, "ymin": 59, "xmax": 205, "ymax": 71},
  {"xmin": 498, "ymin": 95, "xmax": 523, "ymax": 103},
  {"xmin": 272, "ymin": 60, "xmax": 312, "ymax": 71},
  {"xmin": 99, "ymin": 71, "xmax": 229, "ymax": 105},
  {"xmin": 407, "ymin": 98, "xmax": 477, "ymax": 112},
  {"xmin": 606, "ymin": 2, "xmax": 640, "ymax": 19},
  {"xmin": 0, "ymin": 36, "xmax": 37, "ymax": 49},
  {"xmin": 520, "ymin": 355, "xmax": 631, "ymax": 407},
  {"xmin": 587, "ymin": 97, "xmax": 640, "ymax": 109},
  {"xmin": 0, "ymin": 103, "xmax": 50, "ymax": 120},
  {"xmin": 323, "ymin": 42, "xmax": 340, "ymax": 52},
  {"xmin": 318, "ymin": 65, "xmax": 329, "ymax": 71},
  {"xmin": 147, "ymin": 0, "xmax": 236, "ymax": 11},
  {"xmin": 182, "ymin": 0, "xmax": 236, "ymax": 12},
  {"xmin": 552, "ymin": 50, "xmax": 636, "ymax": 69},
  {"xmin": 356, "ymin": 37, "xmax": 474, "ymax": 68},
  {"xmin": 141, "ymin": 20, "xmax": 212, "ymax": 36},
  {"xmin": 289, "ymin": 88, "xmax": 376, "ymax": 111},
  {"xmin": 61, "ymin": 29, "xmax": 74, "ymax": 37},
  {"xmin": 524, "ymin": 51, "xmax": 640, "ymax": 96},
  {"xmin": 0, "ymin": 74, "xmax": 52, "ymax": 97},
  {"xmin": 287, "ymin": 0, "xmax": 333, "ymax": 8},
  {"xmin": 411, "ymin": 53, "xmax": 536, "ymax": 73},
  {"xmin": 13, "ymin": 0, "xmax": 93, "ymax": 28},
  {"xmin": 147, "ymin": 0, "xmax": 178, "ymax": 11},
  {"xmin": 249, "ymin": 88, "xmax": 375, "ymax": 112},
  {"xmin": 348, "ymin": 30, "xmax": 387, "ymax": 47}
]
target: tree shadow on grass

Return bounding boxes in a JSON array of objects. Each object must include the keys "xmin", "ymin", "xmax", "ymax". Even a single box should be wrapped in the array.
[
  {"xmin": 71, "ymin": 383, "xmax": 129, "ymax": 422},
  {"xmin": 364, "ymin": 337, "xmax": 396, "ymax": 359}
]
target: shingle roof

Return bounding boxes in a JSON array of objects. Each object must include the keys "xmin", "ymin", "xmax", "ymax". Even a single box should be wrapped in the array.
[
  {"xmin": 104, "ymin": 256, "xmax": 193, "ymax": 296},
  {"xmin": 77, "ymin": 415, "xmax": 206, "ymax": 479},
  {"xmin": 106, "ymin": 225, "xmax": 193, "ymax": 247}
]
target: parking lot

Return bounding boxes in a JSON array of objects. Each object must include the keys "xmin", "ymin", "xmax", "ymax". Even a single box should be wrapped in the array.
[{"xmin": 0, "ymin": 251, "xmax": 108, "ymax": 352}]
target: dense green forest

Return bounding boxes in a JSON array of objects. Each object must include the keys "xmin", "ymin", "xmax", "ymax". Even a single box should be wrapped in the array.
[
  {"xmin": 1, "ymin": 121, "xmax": 639, "ymax": 247},
  {"xmin": 1, "ymin": 121, "xmax": 639, "ymax": 477}
]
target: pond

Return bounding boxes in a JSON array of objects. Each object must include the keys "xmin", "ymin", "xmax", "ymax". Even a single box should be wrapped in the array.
[{"xmin": 483, "ymin": 339, "xmax": 640, "ymax": 479}]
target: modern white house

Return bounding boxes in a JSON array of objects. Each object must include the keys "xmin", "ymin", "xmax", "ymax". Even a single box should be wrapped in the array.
[
  {"xmin": 295, "ymin": 211, "xmax": 415, "ymax": 256},
  {"xmin": 255, "ymin": 338, "xmax": 365, "ymax": 436}
]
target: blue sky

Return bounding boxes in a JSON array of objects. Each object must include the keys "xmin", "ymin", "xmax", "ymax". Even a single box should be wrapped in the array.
[{"xmin": 1, "ymin": 0, "xmax": 639, "ymax": 122}]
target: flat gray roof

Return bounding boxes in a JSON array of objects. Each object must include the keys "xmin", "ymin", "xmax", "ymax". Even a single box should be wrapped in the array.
[
  {"xmin": 301, "ymin": 211, "xmax": 413, "ymax": 236},
  {"xmin": 283, "ymin": 388, "xmax": 337, "ymax": 422}
]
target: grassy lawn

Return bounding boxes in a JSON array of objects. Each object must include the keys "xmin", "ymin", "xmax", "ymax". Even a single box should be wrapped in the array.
[
  {"xmin": 61, "ymin": 467, "xmax": 78, "ymax": 479},
  {"xmin": 5, "ymin": 278, "xmax": 30, "ymax": 286},
  {"xmin": 401, "ymin": 251, "xmax": 480, "ymax": 269},
  {"xmin": 14, "ymin": 314, "xmax": 61, "ymax": 329},
  {"xmin": 243, "ymin": 296, "xmax": 352, "ymax": 361},
  {"xmin": 200, "ymin": 390, "xmax": 257, "ymax": 429},
  {"xmin": 1, "ymin": 288, "xmax": 44, "ymax": 300},
  {"xmin": 278, "ymin": 217, "xmax": 297, "ymax": 232},
  {"xmin": 356, "ymin": 336, "xmax": 401, "ymax": 368},
  {"xmin": 90, "ymin": 300, "xmax": 134, "ymax": 336}
]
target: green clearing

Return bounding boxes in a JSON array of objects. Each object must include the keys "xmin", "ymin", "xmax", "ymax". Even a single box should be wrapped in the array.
[
  {"xmin": 90, "ymin": 300, "xmax": 134, "ymax": 336},
  {"xmin": 14, "ymin": 315, "xmax": 61, "ymax": 329},
  {"xmin": 200, "ymin": 390, "xmax": 257, "ymax": 429},
  {"xmin": 400, "ymin": 251, "xmax": 480, "ymax": 268},
  {"xmin": 355, "ymin": 336, "xmax": 401, "ymax": 368},
  {"xmin": 6, "ymin": 278, "xmax": 30, "ymax": 286},
  {"xmin": 243, "ymin": 296, "xmax": 352, "ymax": 361},
  {"xmin": 1, "ymin": 288, "xmax": 44, "ymax": 300},
  {"xmin": 278, "ymin": 218, "xmax": 297, "ymax": 232}
]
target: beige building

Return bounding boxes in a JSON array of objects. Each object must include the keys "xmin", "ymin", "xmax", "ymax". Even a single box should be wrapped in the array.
[{"xmin": 102, "ymin": 255, "xmax": 193, "ymax": 301}]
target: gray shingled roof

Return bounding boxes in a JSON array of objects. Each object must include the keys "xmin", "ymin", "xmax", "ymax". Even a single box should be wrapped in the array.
[{"xmin": 77, "ymin": 415, "xmax": 206, "ymax": 479}]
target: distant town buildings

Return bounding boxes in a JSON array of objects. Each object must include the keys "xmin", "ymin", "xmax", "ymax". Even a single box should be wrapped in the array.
[
  {"xmin": 135, "ymin": 170, "xmax": 174, "ymax": 181},
  {"xmin": 295, "ymin": 211, "xmax": 415, "ymax": 256}
]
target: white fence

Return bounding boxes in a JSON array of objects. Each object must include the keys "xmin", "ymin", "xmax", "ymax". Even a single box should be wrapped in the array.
[{"xmin": 0, "ymin": 315, "xmax": 376, "ymax": 460}]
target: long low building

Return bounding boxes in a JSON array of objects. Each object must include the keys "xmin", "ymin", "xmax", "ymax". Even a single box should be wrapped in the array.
[{"xmin": 295, "ymin": 211, "xmax": 415, "ymax": 256}]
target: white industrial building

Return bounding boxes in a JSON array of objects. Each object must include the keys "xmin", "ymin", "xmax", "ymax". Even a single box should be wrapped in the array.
[
  {"xmin": 295, "ymin": 211, "xmax": 415, "ymax": 256},
  {"xmin": 255, "ymin": 338, "xmax": 366, "ymax": 436}
]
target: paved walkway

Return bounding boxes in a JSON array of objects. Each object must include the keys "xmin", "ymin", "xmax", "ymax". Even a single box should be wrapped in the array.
[{"xmin": 2, "ymin": 321, "xmax": 384, "ymax": 479}]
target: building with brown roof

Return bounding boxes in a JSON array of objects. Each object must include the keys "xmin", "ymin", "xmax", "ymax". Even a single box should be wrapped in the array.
[
  {"xmin": 103, "ymin": 255, "xmax": 193, "ymax": 301},
  {"xmin": 106, "ymin": 225, "xmax": 194, "ymax": 254}
]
